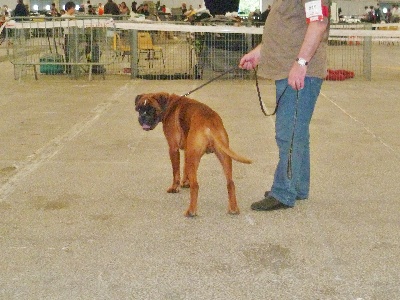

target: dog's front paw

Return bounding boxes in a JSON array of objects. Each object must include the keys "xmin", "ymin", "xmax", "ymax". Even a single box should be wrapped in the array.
[
  {"xmin": 167, "ymin": 186, "xmax": 180, "ymax": 193},
  {"xmin": 184, "ymin": 209, "xmax": 197, "ymax": 217},
  {"xmin": 228, "ymin": 207, "xmax": 240, "ymax": 215}
]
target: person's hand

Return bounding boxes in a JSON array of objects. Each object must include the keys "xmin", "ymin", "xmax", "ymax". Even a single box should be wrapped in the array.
[
  {"xmin": 288, "ymin": 62, "xmax": 307, "ymax": 90},
  {"xmin": 239, "ymin": 45, "xmax": 261, "ymax": 70}
]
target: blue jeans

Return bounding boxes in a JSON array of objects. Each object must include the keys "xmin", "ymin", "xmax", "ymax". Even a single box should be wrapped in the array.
[{"xmin": 269, "ymin": 77, "xmax": 323, "ymax": 207}]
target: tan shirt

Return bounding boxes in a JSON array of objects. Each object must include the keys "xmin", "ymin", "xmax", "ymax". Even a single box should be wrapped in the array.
[{"xmin": 258, "ymin": 0, "xmax": 330, "ymax": 80}]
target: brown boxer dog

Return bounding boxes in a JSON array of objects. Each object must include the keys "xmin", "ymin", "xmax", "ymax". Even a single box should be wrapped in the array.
[{"xmin": 135, "ymin": 92, "xmax": 252, "ymax": 217}]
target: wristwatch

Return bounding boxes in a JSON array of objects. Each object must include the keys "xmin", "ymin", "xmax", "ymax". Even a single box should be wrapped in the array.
[{"xmin": 296, "ymin": 58, "xmax": 308, "ymax": 66}]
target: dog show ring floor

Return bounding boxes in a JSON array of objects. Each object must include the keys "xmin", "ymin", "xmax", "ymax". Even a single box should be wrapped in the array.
[{"xmin": 0, "ymin": 55, "xmax": 399, "ymax": 299}]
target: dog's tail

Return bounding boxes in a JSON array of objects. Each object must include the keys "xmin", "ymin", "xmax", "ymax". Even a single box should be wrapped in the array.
[{"xmin": 210, "ymin": 131, "xmax": 252, "ymax": 164}]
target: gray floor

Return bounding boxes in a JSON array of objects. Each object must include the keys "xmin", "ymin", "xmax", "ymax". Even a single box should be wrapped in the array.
[{"xmin": 0, "ymin": 47, "xmax": 399, "ymax": 299}]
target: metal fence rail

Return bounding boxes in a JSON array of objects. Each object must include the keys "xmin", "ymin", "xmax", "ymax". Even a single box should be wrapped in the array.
[
  {"xmin": 4, "ymin": 19, "xmax": 400, "ymax": 81},
  {"xmin": 5, "ymin": 17, "xmax": 115, "ymax": 80},
  {"xmin": 329, "ymin": 26, "xmax": 400, "ymax": 80}
]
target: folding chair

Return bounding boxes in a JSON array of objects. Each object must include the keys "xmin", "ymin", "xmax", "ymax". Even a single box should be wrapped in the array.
[
  {"xmin": 137, "ymin": 32, "xmax": 165, "ymax": 68},
  {"xmin": 113, "ymin": 33, "xmax": 131, "ymax": 60}
]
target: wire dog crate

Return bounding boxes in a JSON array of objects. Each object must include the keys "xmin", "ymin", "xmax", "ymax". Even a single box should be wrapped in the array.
[{"xmin": 5, "ymin": 17, "xmax": 115, "ymax": 80}]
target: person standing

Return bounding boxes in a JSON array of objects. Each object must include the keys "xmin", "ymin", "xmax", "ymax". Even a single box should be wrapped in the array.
[
  {"xmin": 104, "ymin": 0, "xmax": 120, "ymax": 15},
  {"xmin": 131, "ymin": 1, "xmax": 137, "ymax": 13},
  {"xmin": 61, "ymin": 1, "xmax": 76, "ymax": 74},
  {"xmin": 239, "ymin": 0, "xmax": 330, "ymax": 211},
  {"xmin": 375, "ymin": 4, "xmax": 383, "ymax": 23},
  {"xmin": 13, "ymin": 0, "xmax": 29, "ymax": 19}
]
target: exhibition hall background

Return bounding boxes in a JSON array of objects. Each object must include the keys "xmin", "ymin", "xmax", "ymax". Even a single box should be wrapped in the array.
[{"xmin": 4, "ymin": 0, "xmax": 391, "ymax": 16}]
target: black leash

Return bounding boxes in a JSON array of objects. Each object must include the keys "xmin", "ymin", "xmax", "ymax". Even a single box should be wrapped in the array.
[
  {"xmin": 254, "ymin": 67, "xmax": 272, "ymax": 116},
  {"xmin": 182, "ymin": 67, "xmax": 237, "ymax": 97},
  {"xmin": 182, "ymin": 67, "xmax": 283, "ymax": 118},
  {"xmin": 287, "ymin": 89, "xmax": 300, "ymax": 180},
  {"xmin": 254, "ymin": 67, "xmax": 288, "ymax": 117}
]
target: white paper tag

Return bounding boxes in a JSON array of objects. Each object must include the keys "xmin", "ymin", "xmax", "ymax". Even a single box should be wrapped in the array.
[{"xmin": 305, "ymin": 0, "xmax": 323, "ymax": 23}]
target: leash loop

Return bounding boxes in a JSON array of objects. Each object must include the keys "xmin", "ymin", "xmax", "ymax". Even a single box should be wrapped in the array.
[{"xmin": 254, "ymin": 67, "xmax": 286, "ymax": 117}]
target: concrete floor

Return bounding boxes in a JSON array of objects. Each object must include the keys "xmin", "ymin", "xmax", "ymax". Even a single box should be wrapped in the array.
[{"xmin": 0, "ymin": 48, "xmax": 399, "ymax": 299}]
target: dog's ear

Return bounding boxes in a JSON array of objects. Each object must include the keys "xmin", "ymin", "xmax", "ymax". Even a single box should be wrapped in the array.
[
  {"xmin": 156, "ymin": 93, "xmax": 169, "ymax": 112},
  {"xmin": 135, "ymin": 94, "xmax": 143, "ymax": 111}
]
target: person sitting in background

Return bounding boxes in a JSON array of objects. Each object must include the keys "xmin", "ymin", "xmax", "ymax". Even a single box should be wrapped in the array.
[
  {"xmin": 119, "ymin": 1, "xmax": 130, "ymax": 15},
  {"xmin": 87, "ymin": 4, "xmax": 96, "ymax": 15},
  {"xmin": 1, "ymin": 5, "xmax": 9, "ymax": 16},
  {"xmin": 50, "ymin": 2, "xmax": 60, "ymax": 17},
  {"xmin": 62, "ymin": 1, "xmax": 75, "ymax": 17},
  {"xmin": 97, "ymin": 3, "xmax": 104, "ymax": 15},
  {"xmin": 84, "ymin": 0, "xmax": 91, "ymax": 13},
  {"xmin": 184, "ymin": 4, "xmax": 193, "ymax": 16},
  {"xmin": 368, "ymin": 5, "xmax": 375, "ymax": 23},
  {"xmin": 392, "ymin": 5, "xmax": 400, "ymax": 23},
  {"xmin": 181, "ymin": 3, "xmax": 187, "ymax": 16},
  {"xmin": 137, "ymin": 3, "xmax": 149, "ymax": 16},
  {"xmin": 362, "ymin": 6, "xmax": 370, "ymax": 22}
]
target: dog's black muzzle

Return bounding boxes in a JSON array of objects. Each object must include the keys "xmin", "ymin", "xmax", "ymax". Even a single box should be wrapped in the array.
[{"xmin": 137, "ymin": 105, "xmax": 159, "ymax": 131}]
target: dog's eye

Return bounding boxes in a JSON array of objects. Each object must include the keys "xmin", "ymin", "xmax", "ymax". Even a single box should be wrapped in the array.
[{"xmin": 138, "ymin": 107, "xmax": 149, "ymax": 115}]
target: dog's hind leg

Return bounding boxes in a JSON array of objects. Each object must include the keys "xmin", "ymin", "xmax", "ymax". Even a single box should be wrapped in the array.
[
  {"xmin": 167, "ymin": 148, "xmax": 181, "ymax": 193},
  {"xmin": 184, "ymin": 150, "xmax": 201, "ymax": 217},
  {"xmin": 180, "ymin": 151, "xmax": 190, "ymax": 189},
  {"xmin": 183, "ymin": 130, "xmax": 208, "ymax": 217},
  {"xmin": 216, "ymin": 152, "xmax": 240, "ymax": 215}
]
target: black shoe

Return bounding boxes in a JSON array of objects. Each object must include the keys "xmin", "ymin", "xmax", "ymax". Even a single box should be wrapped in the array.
[
  {"xmin": 264, "ymin": 191, "xmax": 307, "ymax": 201},
  {"xmin": 251, "ymin": 196, "xmax": 291, "ymax": 211}
]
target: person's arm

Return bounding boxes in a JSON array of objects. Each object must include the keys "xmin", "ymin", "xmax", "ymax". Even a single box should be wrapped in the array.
[
  {"xmin": 238, "ymin": 43, "xmax": 262, "ymax": 70},
  {"xmin": 288, "ymin": 18, "xmax": 328, "ymax": 90}
]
